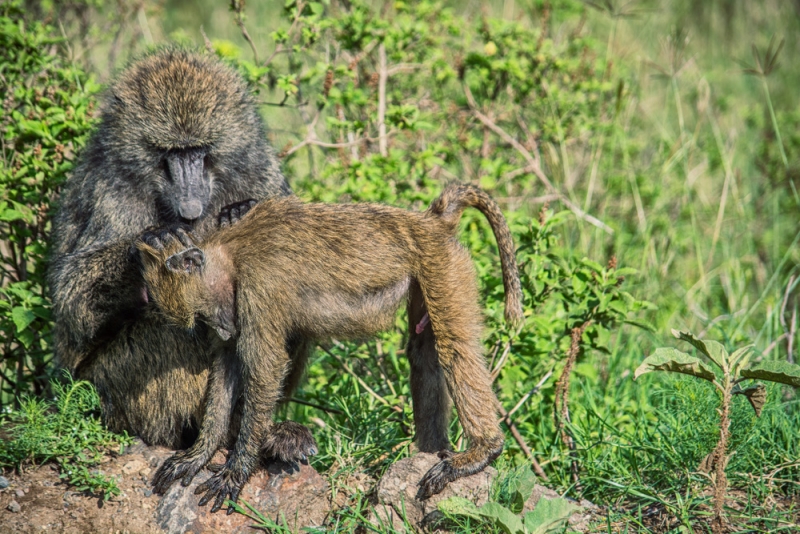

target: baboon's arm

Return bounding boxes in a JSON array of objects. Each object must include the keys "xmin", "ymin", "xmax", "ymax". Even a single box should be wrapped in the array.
[
  {"xmin": 195, "ymin": 317, "xmax": 289, "ymax": 512},
  {"xmin": 49, "ymin": 238, "xmax": 148, "ymax": 372},
  {"xmin": 152, "ymin": 347, "xmax": 239, "ymax": 495}
]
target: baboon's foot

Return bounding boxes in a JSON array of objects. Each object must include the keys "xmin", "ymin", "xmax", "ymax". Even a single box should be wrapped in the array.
[
  {"xmin": 416, "ymin": 440, "xmax": 503, "ymax": 500},
  {"xmin": 151, "ymin": 450, "xmax": 209, "ymax": 494},
  {"xmin": 195, "ymin": 462, "xmax": 251, "ymax": 514},
  {"xmin": 262, "ymin": 420, "xmax": 318, "ymax": 466},
  {"xmin": 218, "ymin": 199, "xmax": 258, "ymax": 228}
]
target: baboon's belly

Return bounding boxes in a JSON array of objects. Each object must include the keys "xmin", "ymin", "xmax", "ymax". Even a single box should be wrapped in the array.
[{"xmin": 296, "ymin": 277, "xmax": 411, "ymax": 338}]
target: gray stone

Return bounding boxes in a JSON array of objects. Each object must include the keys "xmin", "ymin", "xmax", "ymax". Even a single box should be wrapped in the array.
[
  {"xmin": 155, "ymin": 454, "xmax": 329, "ymax": 534},
  {"xmin": 370, "ymin": 453, "xmax": 496, "ymax": 532},
  {"xmin": 7, "ymin": 499, "xmax": 20, "ymax": 513},
  {"xmin": 0, "ymin": 476, "xmax": 8, "ymax": 489}
]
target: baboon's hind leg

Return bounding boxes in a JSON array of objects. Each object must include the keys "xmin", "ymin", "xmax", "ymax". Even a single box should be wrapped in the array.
[
  {"xmin": 264, "ymin": 338, "xmax": 317, "ymax": 467},
  {"xmin": 407, "ymin": 279, "xmax": 451, "ymax": 453},
  {"xmin": 416, "ymin": 247, "xmax": 504, "ymax": 499}
]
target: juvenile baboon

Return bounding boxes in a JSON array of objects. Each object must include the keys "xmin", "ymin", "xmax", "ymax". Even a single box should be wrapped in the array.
[
  {"xmin": 137, "ymin": 183, "xmax": 524, "ymax": 512},
  {"xmin": 48, "ymin": 48, "xmax": 302, "ymax": 451}
]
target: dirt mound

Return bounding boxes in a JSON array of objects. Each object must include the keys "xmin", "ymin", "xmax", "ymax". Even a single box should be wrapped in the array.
[{"xmin": 0, "ymin": 440, "xmax": 329, "ymax": 534}]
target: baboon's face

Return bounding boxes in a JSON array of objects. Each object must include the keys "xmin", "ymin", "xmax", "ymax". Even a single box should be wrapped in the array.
[
  {"xmin": 136, "ymin": 243, "xmax": 207, "ymax": 331},
  {"xmin": 105, "ymin": 50, "xmax": 261, "ymax": 222}
]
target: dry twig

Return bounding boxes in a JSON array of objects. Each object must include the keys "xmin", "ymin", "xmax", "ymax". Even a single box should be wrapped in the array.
[{"xmin": 463, "ymin": 83, "xmax": 612, "ymax": 234}]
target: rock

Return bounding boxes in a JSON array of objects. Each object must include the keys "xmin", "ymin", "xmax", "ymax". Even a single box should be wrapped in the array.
[
  {"xmin": 14, "ymin": 489, "xmax": 24, "ymax": 498},
  {"xmin": 370, "ymin": 453, "xmax": 496, "ymax": 532},
  {"xmin": 7, "ymin": 499, "xmax": 20, "ymax": 513},
  {"xmin": 0, "ymin": 476, "xmax": 9, "ymax": 489},
  {"xmin": 155, "ymin": 455, "xmax": 329, "ymax": 534},
  {"xmin": 122, "ymin": 459, "xmax": 146, "ymax": 476}
]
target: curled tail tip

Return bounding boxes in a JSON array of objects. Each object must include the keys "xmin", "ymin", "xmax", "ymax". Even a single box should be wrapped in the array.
[{"xmin": 504, "ymin": 299, "xmax": 524, "ymax": 327}]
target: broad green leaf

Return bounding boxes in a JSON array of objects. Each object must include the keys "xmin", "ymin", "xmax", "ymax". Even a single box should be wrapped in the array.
[
  {"xmin": 523, "ymin": 497, "xmax": 580, "ymax": 534},
  {"xmin": 11, "ymin": 306, "xmax": 36, "ymax": 333},
  {"xmin": 479, "ymin": 502, "xmax": 524, "ymax": 534},
  {"xmin": 510, "ymin": 468, "xmax": 539, "ymax": 513},
  {"xmin": 671, "ymin": 329, "xmax": 727, "ymax": 369},
  {"xmin": 634, "ymin": 348, "xmax": 716, "ymax": 382},
  {"xmin": 579, "ymin": 257, "xmax": 603, "ymax": 272},
  {"xmin": 741, "ymin": 361, "xmax": 800, "ymax": 387},
  {"xmin": 733, "ymin": 383, "xmax": 767, "ymax": 417},
  {"xmin": 571, "ymin": 274, "xmax": 586, "ymax": 295},
  {"xmin": 438, "ymin": 496, "xmax": 482, "ymax": 521}
]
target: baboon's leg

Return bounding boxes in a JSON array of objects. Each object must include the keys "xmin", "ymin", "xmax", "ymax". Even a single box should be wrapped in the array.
[
  {"xmin": 282, "ymin": 336, "xmax": 313, "ymax": 400},
  {"xmin": 407, "ymin": 279, "xmax": 452, "ymax": 453},
  {"xmin": 263, "ymin": 337, "xmax": 318, "ymax": 465},
  {"xmin": 416, "ymin": 246, "xmax": 504, "ymax": 499},
  {"xmin": 152, "ymin": 344, "xmax": 240, "ymax": 494},
  {"xmin": 80, "ymin": 313, "xmax": 211, "ymax": 449}
]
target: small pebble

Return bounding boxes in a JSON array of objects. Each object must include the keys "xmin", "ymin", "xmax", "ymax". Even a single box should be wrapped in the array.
[
  {"xmin": 143, "ymin": 489, "xmax": 153, "ymax": 497},
  {"xmin": 0, "ymin": 476, "xmax": 9, "ymax": 489},
  {"xmin": 7, "ymin": 499, "xmax": 20, "ymax": 513},
  {"xmin": 15, "ymin": 489, "xmax": 24, "ymax": 498}
]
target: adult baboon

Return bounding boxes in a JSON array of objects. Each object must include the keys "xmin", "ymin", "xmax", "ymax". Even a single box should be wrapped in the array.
[
  {"xmin": 48, "ymin": 48, "xmax": 297, "ymax": 449},
  {"xmin": 137, "ymin": 183, "xmax": 523, "ymax": 511}
]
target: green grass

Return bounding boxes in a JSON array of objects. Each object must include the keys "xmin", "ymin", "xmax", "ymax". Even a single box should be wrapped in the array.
[{"xmin": 0, "ymin": 373, "xmax": 133, "ymax": 500}]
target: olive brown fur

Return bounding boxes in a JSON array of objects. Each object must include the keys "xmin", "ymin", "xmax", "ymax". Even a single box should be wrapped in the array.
[
  {"xmin": 47, "ymin": 48, "xmax": 297, "ymax": 450},
  {"xmin": 136, "ymin": 183, "xmax": 524, "ymax": 512}
]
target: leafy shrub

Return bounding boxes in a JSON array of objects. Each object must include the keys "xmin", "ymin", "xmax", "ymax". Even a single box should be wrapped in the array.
[{"xmin": 0, "ymin": 0, "xmax": 98, "ymax": 409}]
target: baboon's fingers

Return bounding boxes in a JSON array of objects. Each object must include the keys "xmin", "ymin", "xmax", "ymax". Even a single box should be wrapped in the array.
[
  {"xmin": 226, "ymin": 486, "xmax": 242, "ymax": 515},
  {"xmin": 152, "ymin": 452, "xmax": 204, "ymax": 494},
  {"xmin": 416, "ymin": 460, "xmax": 455, "ymax": 499},
  {"xmin": 195, "ymin": 467, "xmax": 245, "ymax": 514},
  {"xmin": 139, "ymin": 223, "xmax": 195, "ymax": 251},
  {"xmin": 173, "ymin": 226, "xmax": 197, "ymax": 248},
  {"xmin": 206, "ymin": 463, "xmax": 224, "ymax": 473},
  {"xmin": 218, "ymin": 199, "xmax": 258, "ymax": 228}
]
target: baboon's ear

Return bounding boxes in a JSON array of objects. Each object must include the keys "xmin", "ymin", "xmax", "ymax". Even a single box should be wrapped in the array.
[{"xmin": 165, "ymin": 247, "xmax": 205, "ymax": 274}]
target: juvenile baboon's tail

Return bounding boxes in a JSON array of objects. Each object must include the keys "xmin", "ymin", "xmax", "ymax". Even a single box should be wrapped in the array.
[{"xmin": 429, "ymin": 183, "xmax": 524, "ymax": 326}]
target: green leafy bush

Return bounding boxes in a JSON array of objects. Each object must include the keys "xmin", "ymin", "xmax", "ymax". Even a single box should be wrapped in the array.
[{"xmin": 0, "ymin": 0, "xmax": 98, "ymax": 409}]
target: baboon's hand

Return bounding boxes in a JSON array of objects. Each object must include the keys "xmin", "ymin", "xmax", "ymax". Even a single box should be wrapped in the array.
[
  {"xmin": 195, "ymin": 464, "xmax": 250, "ymax": 514},
  {"xmin": 218, "ymin": 199, "xmax": 258, "ymax": 229},
  {"xmin": 151, "ymin": 451, "xmax": 207, "ymax": 495},
  {"xmin": 138, "ymin": 223, "xmax": 197, "ymax": 252}
]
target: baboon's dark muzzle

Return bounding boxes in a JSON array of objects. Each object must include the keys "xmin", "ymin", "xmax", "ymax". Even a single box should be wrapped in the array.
[{"xmin": 166, "ymin": 148, "xmax": 210, "ymax": 221}]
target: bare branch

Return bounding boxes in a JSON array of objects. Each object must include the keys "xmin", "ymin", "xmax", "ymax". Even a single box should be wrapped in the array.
[
  {"xmin": 498, "ymin": 403, "xmax": 549, "ymax": 480},
  {"xmin": 506, "ymin": 368, "xmax": 553, "ymax": 419},
  {"xmin": 230, "ymin": 0, "xmax": 259, "ymax": 64},
  {"xmin": 283, "ymin": 110, "xmax": 396, "ymax": 157},
  {"xmin": 378, "ymin": 43, "xmax": 388, "ymax": 157},
  {"xmin": 463, "ymin": 83, "xmax": 613, "ymax": 234}
]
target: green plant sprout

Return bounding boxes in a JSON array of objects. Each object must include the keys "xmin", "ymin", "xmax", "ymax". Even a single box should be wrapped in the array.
[
  {"xmin": 635, "ymin": 329, "xmax": 800, "ymax": 534},
  {"xmin": 437, "ymin": 468, "xmax": 578, "ymax": 534}
]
